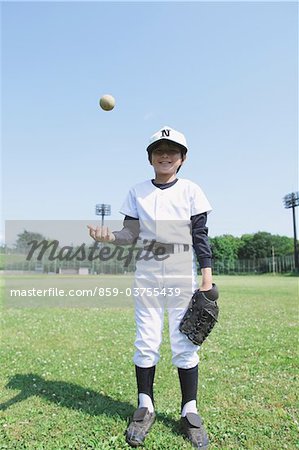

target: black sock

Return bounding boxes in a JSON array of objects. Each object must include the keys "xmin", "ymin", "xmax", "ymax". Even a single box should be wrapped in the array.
[
  {"xmin": 135, "ymin": 365, "xmax": 156, "ymax": 405},
  {"xmin": 178, "ymin": 365, "xmax": 198, "ymax": 410}
]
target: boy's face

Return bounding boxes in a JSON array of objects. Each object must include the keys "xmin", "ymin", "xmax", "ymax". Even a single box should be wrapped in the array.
[{"xmin": 149, "ymin": 142, "xmax": 186, "ymax": 175}]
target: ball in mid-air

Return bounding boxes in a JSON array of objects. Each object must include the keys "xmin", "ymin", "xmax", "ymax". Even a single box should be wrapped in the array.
[{"xmin": 99, "ymin": 94, "xmax": 115, "ymax": 111}]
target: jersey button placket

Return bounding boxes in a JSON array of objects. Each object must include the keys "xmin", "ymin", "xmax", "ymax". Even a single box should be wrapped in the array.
[{"xmin": 156, "ymin": 191, "xmax": 164, "ymax": 241}]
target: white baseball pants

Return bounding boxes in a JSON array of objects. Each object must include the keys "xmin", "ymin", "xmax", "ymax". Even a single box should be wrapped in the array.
[{"xmin": 132, "ymin": 248, "xmax": 200, "ymax": 369}]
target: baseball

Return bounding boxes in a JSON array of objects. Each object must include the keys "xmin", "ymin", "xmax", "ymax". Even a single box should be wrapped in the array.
[{"xmin": 99, "ymin": 94, "xmax": 115, "ymax": 111}]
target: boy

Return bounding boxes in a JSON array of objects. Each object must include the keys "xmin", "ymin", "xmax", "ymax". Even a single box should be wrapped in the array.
[{"xmin": 88, "ymin": 126, "xmax": 213, "ymax": 449}]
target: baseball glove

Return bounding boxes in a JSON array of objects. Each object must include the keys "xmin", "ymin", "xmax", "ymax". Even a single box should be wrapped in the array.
[{"xmin": 179, "ymin": 284, "xmax": 219, "ymax": 345}]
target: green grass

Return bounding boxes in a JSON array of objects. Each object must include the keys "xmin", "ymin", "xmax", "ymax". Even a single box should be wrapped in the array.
[{"xmin": 0, "ymin": 275, "xmax": 298, "ymax": 449}]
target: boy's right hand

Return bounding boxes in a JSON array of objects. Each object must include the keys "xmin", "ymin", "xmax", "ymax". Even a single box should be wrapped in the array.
[{"xmin": 87, "ymin": 225, "xmax": 116, "ymax": 242}]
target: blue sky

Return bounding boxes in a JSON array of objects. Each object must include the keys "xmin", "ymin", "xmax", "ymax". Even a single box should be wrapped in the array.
[{"xmin": 1, "ymin": 1, "xmax": 298, "ymax": 242}]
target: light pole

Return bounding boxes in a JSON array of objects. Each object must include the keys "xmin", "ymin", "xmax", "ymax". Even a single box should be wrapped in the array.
[
  {"xmin": 283, "ymin": 192, "xmax": 299, "ymax": 272},
  {"xmin": 95, "ymin": 203, "xmax": 111, "ymax": 228}
]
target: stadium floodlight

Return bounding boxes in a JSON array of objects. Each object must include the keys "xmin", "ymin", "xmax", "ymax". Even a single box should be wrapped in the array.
[
  {"xmin": 95, "ymin": 203, "xmax": 111, "ymax": 228},
  {"xmin": 283, "ymin": 192, "xmax": 299, "ymax": 271}
]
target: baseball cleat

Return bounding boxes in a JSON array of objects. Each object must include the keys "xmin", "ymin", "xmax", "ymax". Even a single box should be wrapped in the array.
[
  {"xmin": 180, "ymin": 412, "xmax": 209, "ymax": 449},
  {"xmin": 125, "ymin": 407, "xmax": 156, "ymax": 447}
]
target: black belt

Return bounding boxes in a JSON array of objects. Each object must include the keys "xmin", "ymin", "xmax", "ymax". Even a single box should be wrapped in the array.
[{"xmin": 145, "ymin": 242, "xmax": 190, "ymax": 255}]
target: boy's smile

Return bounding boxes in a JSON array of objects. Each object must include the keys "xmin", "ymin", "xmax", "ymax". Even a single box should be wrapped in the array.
[{"xmin": 150, "ymin": 143, "xmax": 186, "ymax": 182}]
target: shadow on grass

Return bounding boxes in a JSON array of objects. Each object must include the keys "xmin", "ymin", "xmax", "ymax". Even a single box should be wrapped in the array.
[
  {"xmin": 0, "ymin": 373, "xmax": 181, "ymax": 436},
  {"xmin": 0, "ymin": 373, "xmax": 134, "ymax": 419}
]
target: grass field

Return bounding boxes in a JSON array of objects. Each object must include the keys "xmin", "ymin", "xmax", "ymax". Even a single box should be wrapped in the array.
[{"xmin": 0, "ymin": 275, "xmax": 298, "ymax": 449}]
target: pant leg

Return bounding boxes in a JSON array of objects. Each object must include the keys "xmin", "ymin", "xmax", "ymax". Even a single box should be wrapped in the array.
[
  {"xmin": 165, "ymin": 250, "xmax": 199, "ymax": 369},
  {"xmin": 133, "ymin": 257, "xmax": 165, "ymax": 368},
  {"xmin": 133, "ymin": 303, "xmax": 164, "ymax": 367},
  {"xmin": 168, "ymin": 306, "xmax": 199, "ymax": 368}
]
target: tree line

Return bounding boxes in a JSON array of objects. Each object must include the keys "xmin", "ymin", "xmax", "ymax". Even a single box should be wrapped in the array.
[{"xmin": 210, "ymin": 231, "xmax": 294, "ymax": 262}]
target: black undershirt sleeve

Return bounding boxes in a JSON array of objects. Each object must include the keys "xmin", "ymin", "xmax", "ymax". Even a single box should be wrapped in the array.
[
  {"xmin": 191, "ymin": 212, "xmax": 212, "ymax": 269},
  {"xmin": 112, "ymin": 215, "xmax": 140, "ymax": 244}
]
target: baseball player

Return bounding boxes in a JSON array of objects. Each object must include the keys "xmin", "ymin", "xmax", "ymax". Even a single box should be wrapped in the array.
[{"xmin": 88, "ymin": 126, "xmax": 213, "ymax": 449}]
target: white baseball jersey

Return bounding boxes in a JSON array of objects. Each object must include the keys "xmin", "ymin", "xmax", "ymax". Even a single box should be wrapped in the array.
[{"xmin": 119, "ymin": 178, "xmax": 212, "ymax": 244}]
